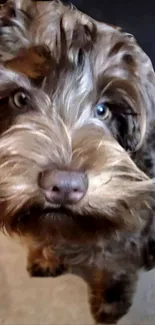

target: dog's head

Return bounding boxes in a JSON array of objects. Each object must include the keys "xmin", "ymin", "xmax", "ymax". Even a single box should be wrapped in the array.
[
  {"xmin": 0, "ymin": 1, "xmax": 154, "ymax": 243},
  {"xmin": 1, "ymin": 0, "xmax": 155, "ymax": 152},
  {"xmin": 1, "ymin": 0, "xmax": 153, "ymax": 152}
]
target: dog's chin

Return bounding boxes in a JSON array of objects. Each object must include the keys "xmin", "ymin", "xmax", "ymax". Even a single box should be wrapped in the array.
[{"xmin": 10, "ymin": 203, "xmax": 119, "ymax": 242}]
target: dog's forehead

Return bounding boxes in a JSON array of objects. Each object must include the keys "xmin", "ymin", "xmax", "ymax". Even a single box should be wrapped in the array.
[
  {"xmin": 27, "ymin": 1, "xmax": 153, "ymax": 85},
  {"xmin": 28, "ymin": 1, "xmax": 125, "ymax": 57}
]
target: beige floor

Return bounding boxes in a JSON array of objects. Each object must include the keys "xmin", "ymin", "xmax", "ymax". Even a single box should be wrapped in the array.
[{"xmin": 0, "ymin": 234, "xmax": 155, "ymax": 325}]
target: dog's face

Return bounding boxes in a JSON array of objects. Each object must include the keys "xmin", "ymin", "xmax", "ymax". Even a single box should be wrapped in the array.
[
  {"xmin": 0, "ymin": 1, "xmax": 154, "ymax": 243},
  {"xmin": 0, "ymin": 59, "xmax": 153, "ymax": 242}
]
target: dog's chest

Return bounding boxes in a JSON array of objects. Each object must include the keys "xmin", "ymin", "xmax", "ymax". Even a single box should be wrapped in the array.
[{"xmin": 53, "ymin": 232, "xmax": 142, "ymax": 271}]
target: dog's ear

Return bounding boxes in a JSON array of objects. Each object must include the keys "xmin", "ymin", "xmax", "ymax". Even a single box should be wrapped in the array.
[{"xmin": 4, "ymin": 45, "xmax": 53, "ymax": 81}]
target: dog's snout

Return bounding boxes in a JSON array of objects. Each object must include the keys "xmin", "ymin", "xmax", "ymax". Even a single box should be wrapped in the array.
[{"xmin": 39, "ymin": 170, "xmax": 88, "ymax": 205}]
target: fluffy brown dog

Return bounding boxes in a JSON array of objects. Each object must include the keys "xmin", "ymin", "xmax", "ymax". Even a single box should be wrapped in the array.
[{"xmin": 1, "ymin": 1, "xmax": 155, "ymax": 324}]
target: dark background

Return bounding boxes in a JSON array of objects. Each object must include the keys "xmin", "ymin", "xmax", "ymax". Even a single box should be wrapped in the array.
[{"xmin": 63, "ymin": 0, "xmax": 155, "ymax": 68}]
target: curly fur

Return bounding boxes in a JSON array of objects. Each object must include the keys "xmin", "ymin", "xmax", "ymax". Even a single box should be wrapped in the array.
[{"xmin": 0, "ymin": 1, "xmax": 155, "ymax": 324}]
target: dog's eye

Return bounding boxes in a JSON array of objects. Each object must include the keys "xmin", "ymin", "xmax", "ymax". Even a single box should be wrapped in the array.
[
  {"xmin": 12, "ymin": 91, "xmax": 30, "ymax": 109},
  {"xmin": 96, "ymin": 103, "xmax": 110, "ymax": 120}
]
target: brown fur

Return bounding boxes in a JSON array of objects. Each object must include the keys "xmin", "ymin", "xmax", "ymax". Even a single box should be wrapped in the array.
[{"xmin": 4, "ymin": 45, "xmax": 53, "ymax": 79}]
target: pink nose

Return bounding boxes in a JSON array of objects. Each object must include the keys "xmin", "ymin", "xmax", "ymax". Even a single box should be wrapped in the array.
[{"xmin": 39, "ymin": 170, "xmax": 88, "ymax": 205}]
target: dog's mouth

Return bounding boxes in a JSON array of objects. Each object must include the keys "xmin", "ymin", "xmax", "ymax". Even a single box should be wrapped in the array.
[{"xmin": 11, "ymin": 203, "xmax": 119, "ymax": 240}]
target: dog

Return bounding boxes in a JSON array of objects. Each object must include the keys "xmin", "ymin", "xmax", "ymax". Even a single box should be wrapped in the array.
[{"xmin": 0, "ymin": 1, "xmax": 155, "ymax": 324}]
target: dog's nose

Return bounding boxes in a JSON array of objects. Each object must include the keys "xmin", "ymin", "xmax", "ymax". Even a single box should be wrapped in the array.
[{"xmin": 39, "ymin": 170, "xmax": 88, "ymax": 205}]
